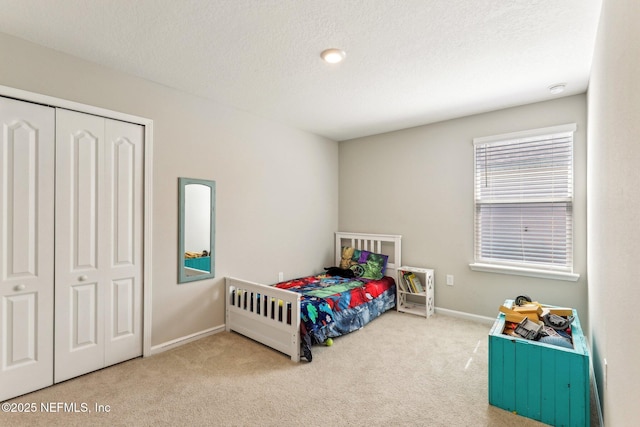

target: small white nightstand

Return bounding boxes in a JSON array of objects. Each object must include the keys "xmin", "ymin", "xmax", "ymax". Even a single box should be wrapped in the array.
[{"xmin": 396, "ymin": 266, "xmax": 434, "ymax": 318}]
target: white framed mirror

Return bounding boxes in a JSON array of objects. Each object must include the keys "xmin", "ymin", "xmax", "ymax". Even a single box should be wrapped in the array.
[{"xmin": 178, "ymin": 177, "xmax": 215, "ymax": 283}]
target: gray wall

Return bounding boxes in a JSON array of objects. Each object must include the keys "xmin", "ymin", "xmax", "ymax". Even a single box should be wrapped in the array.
[
  {"xmin": 0, "ymin": 32, "xmax": 339, "ymax": 347},
  {"xmin": 588, "ymin": 0, "xmax": 640, "ymax": 424},
  {"xmin": 339, "ymin": 95, "xmax": 588, "ymax": 327}
]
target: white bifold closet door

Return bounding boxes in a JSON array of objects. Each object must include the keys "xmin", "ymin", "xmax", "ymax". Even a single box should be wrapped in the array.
[
  {"xmin": 0, "ymin": 96, "xmax": 143, "ymax": 401},
  {"xmin": 54, "ymin": 109, "xmax": 143, "ymax": 383},
  {"xmin": 0, "ymin": 97, "xmax": 55, "ymax": 401}
]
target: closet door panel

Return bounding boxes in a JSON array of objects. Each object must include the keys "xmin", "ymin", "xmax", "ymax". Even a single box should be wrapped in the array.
[
  {"xmin": 104, "ymin": 118, "xmax": 143, "ymax": 365},
  {"xmin": 3, "ymin": 293, "xmax": 38, "ymax": 361},
  {"xmin": 55, "ymin": 111, "xmax": 143, "ymax": 382},
  {"xmin": 71, "ymin": 283, "xmax": 99, "ymax": 347},
  {"xmin": 72, "ymin": 130, "xmax": 100, "ymax": 270},
  {"xmin": 55, "ymin": 109, "xmax": 106, "ymax": 383},
  {"xmin": 0, "ymin": 97, "xmax": 54, "ymax": 401}
]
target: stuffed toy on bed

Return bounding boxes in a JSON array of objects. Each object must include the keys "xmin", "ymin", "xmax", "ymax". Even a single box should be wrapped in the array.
[{"xmin": 324, "ymin": 266, "xmax": 356, "ymax": 278}]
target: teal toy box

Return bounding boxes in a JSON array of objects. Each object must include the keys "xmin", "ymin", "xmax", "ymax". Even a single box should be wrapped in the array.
[{"xmin": 488, "ymin": 300, "xmax": 590, "ymax": 426}]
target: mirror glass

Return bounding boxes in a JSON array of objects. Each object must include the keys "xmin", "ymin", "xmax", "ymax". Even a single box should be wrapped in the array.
[{"xmin": 178, "ymin": 177, "xmax": 215, "ymax": 283}]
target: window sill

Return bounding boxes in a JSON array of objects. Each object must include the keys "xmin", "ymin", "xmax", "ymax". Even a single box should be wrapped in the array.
[{"xmin": 469, "ymin": 263, "xmax": 580, "ymax": 282}]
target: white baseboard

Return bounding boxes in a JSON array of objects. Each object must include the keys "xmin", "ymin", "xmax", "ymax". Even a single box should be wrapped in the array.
[
  {"xmin": 434, "ymin": 306, "xmax": 495, "ymax": 325},
  {"xmin": 148, "ymin": 325, "xmax": 225, "ymax": 355}
]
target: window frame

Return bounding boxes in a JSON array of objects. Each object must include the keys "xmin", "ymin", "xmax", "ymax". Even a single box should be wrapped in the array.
[{"xmin": 469, "ymin": 124, "xmax": 580, "ymax": 282}]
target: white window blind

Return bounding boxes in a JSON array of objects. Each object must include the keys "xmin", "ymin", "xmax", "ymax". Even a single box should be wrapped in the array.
[{"xmin": 473, "ymin": 124, "xmax": 576, "ymax": 272}]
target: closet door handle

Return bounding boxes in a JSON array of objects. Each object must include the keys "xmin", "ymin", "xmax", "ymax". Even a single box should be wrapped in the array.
[
  {"xmin": 78, "ymin": 275, "xmax": 88, "ymax": 282},
  {"xmin": 14, "ymin": 284, "xmax": 26, "ymax": 291}
]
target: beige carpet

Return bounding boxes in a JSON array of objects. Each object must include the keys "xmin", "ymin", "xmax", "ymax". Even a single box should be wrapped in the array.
[{"xmin": 3, "ymin": 311, "xmax": 591, "ymax": 426}]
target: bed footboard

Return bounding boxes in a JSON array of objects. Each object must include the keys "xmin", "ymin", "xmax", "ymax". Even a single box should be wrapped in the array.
[{"xmin": 225, "ymin": 277, "xmax": 301, "ymax": 362}]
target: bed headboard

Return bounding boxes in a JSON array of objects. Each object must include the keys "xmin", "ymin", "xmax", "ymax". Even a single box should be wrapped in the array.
[{"xmin": 334, "ymin": 232, "xmax": 402, "ymax": 280}]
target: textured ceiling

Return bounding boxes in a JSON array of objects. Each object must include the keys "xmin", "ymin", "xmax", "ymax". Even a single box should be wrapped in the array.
[{"xmin": 0, "ymin": 0, "xmax": 602, "ymax": 141}]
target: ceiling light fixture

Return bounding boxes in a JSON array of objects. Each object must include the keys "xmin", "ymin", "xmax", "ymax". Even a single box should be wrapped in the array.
[
  {"xmin": 321, "ymin": 48, "xmax": 346, "ymax": 64},
  {"xmin": 548, "ymin": 83, "xmax": 567, "ymax": 95}
]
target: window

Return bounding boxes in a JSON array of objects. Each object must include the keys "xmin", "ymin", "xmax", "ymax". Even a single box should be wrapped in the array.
[{"xmin": 471, "ymin": 124, "xmax": 579, "ymax": 281}]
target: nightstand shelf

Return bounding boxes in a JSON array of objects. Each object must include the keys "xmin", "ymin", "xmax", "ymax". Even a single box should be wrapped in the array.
[{"xmin": 396, "ymin": 266, "xmax": 434, "ymax": 318}]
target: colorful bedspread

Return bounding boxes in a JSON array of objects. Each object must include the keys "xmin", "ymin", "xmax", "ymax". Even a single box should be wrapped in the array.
[{"xmin": 275, "ymin": 275, "xmax": 396, "ymax": 344}]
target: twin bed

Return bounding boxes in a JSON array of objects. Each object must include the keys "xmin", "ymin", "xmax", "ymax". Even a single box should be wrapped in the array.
[{"xmin": 225, "ymin": 232, "xmax": 402, "ymax": 362}]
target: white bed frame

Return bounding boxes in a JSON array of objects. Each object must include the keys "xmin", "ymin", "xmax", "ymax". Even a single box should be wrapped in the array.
[{"xmin": 225, "ymin": 232, "xmax": 402, "ymax": 362}]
